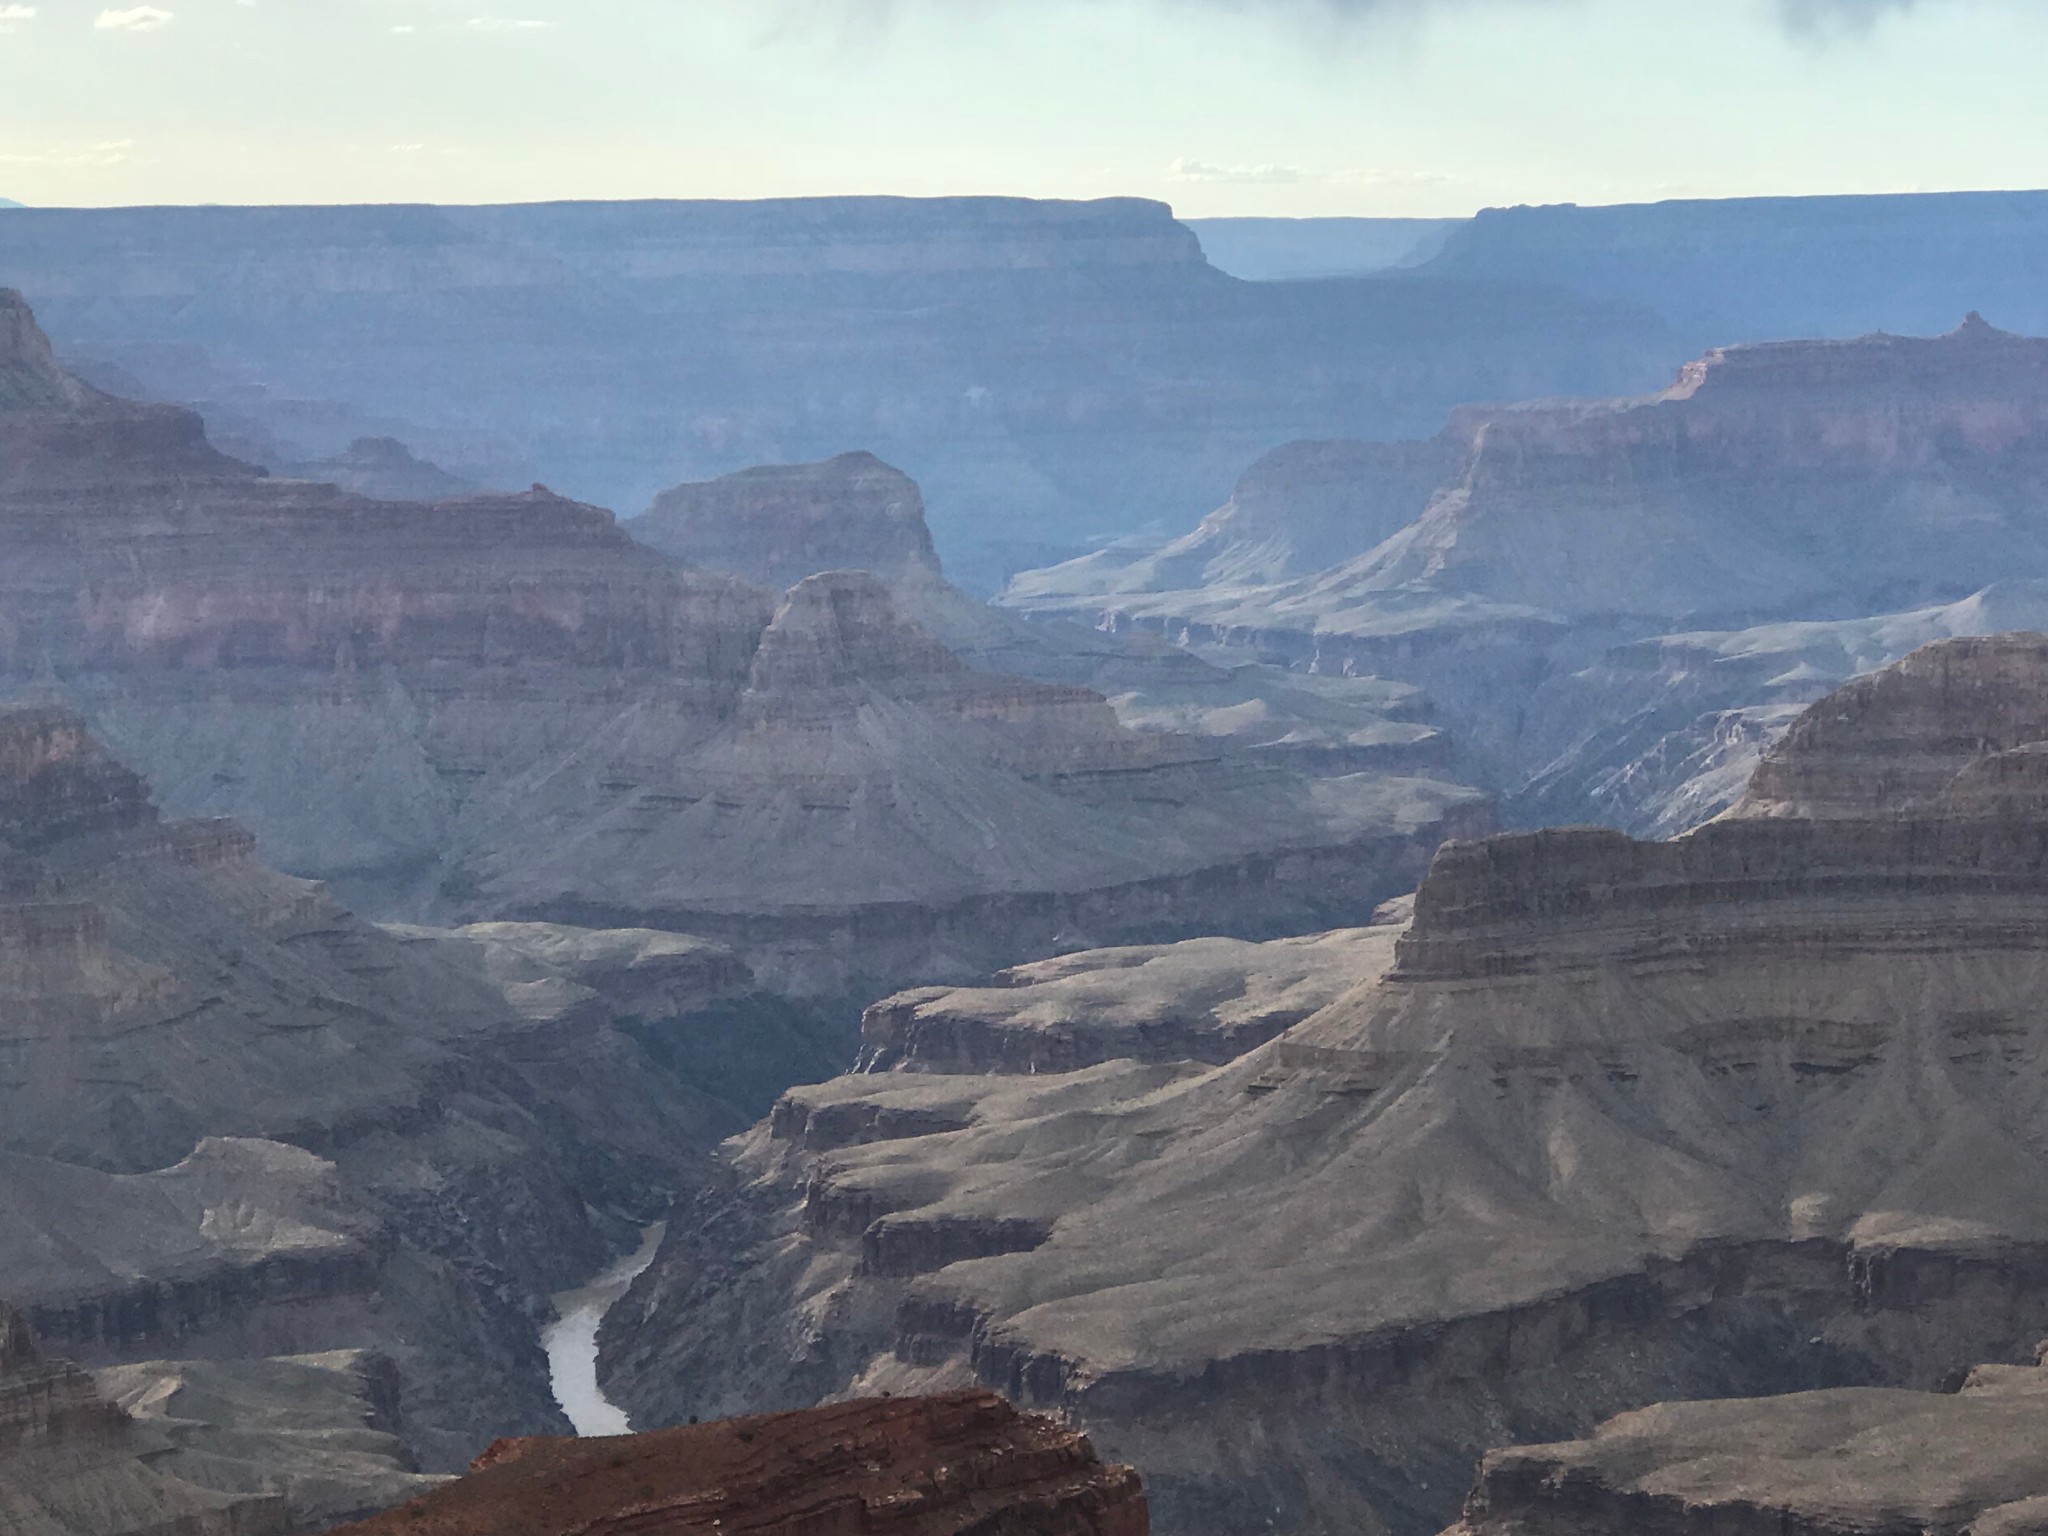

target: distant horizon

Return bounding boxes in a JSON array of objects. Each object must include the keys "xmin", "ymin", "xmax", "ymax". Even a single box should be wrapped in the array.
[
  {"xmin": 1, "ymin": 1, "xmax": 2042, "ymax": 217},
  {"xmin": 1, "ymin": 184, "xmax": 2045, "ymax": 220}
]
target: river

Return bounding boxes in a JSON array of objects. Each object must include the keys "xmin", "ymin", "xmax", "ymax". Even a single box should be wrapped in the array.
[{"xmin": 541, "ymin": 1222, "xmax": 666, "ymax": 1436}]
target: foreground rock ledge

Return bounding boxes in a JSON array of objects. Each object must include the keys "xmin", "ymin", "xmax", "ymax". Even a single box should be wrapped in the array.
[{"xmin": 331, "ymin": 1389, "xmax": 1148, "ymax": 1536}]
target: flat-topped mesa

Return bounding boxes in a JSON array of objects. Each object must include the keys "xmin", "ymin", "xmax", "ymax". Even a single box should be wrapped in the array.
[
  {"xmin": 1396, "ymin": 634, "xmax": 2048, "ymax": 981},
  {"xmin": 630, "ymin": 451, "xmax": 944, "ymax": 594},
  {"xmin": 1449, "ymin": 312, "xmax": 2048, "ymax": 461},
  {"xmin": 330, "ymin": 1390, "xmax": 1149, "ymax": 1536}
]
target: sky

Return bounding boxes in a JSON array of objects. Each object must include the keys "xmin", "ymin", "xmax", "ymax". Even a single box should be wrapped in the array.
[{"xmin": 0, "ymin": 0, "xmax": 2042, "ymax": 215}]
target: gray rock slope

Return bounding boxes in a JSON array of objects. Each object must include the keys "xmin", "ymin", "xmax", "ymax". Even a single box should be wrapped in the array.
[
  {"xmin": 0, "ymin": 701, "xmax": 823, "ymax": 1475},
  {"xmin": 0, "ymin": 288, "xmax": 1487, "ymax": 1001},
  {"xmin": 1007, "ymin": 318, "xmax": 2048, "ymax": 832},
  {"xmin": 605, "ymin": 636, "xmax": 2048, "ymax": 1536}
]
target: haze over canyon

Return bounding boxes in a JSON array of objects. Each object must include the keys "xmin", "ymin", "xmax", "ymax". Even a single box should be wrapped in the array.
[{"xmin": 3, "ymin": 178, "xmax": 2048, "ymax": 1536}]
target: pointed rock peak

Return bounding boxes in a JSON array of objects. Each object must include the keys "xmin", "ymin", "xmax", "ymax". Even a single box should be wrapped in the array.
[
  {"xmin": 0, "ymin": 287, "xmax": 92, "ymax": 412},
  {"xmin": 1953, "ymin": 309, "xmax": 2010, "ymax": 340},
  {"xmin": 747, "ymin": 569, "xmax": 964, "ymax": 696}
]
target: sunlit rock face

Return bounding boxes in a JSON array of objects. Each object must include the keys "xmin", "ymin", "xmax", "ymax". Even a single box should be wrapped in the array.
[{"xmin": 605, "ymin": 636, "xmax": 2048, "ymax": 1536}]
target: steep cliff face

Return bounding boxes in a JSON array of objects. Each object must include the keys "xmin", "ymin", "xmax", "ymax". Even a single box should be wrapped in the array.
[
  {"xmin": 1446, "ymin": 1359, "xmax": 2048, "ymax": 1536},
  {"xmin": 608, "ymin": 637, "xmax": 2048, "ymax": 1536},
  {"xmin": 0, "ymin": 291, "xmax": 1484, "ymax": 996},
  {"xmin": 331, "ymin": 1391, "xmax": 1147, "ymax": 1536},
  {"xmin": 630, "ymin": 449, "xmax": 1453, "ymax": 781},
  {"xmin": 0, "ymin": 196, "xmax": 1676, "ymax": 589},
  {"xmin": 1005, "ymin": 319, "xmax": 2048, "ymax": 831}
]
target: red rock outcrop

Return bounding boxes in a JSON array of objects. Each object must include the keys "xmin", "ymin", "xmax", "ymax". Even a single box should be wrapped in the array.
[{"xmin": 330, "ymin": 1390, "xmax": 1147, "ymax": 1536}]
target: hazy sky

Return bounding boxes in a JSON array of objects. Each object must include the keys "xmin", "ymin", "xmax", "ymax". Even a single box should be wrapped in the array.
[{"xmin": 0, "ymin": 0, "xmax": 2042, "ymax": 214}]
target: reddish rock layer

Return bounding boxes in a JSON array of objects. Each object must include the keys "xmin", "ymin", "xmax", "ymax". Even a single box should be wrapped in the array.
[{"xmin": 332, "ymin": 1390, "xmax": 1147, "ymax": 1536}]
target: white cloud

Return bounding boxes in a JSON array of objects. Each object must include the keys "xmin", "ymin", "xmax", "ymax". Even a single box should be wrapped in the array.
[
  {"xmin": 1167, "ymin": 158, "xmax": 1304, "ymax": 186},
  {"xmin": 1167, "ymin": 157, "xmax": 1460, "ymax": 189},
  {"xmin": 94, "ymin": 6, "xmax": 174, "ymax": 31},
  {"xmin": 0, "ymin": 138, "xmax": 135, "ymax": 166},
  {"xmin": 0, "ymin": 4, "xmax": 36, "ymax": 32}
]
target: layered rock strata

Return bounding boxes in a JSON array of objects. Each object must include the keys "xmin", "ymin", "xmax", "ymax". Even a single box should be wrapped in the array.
[
  {"xmin": 97, "ymin": 1351, "xmax": 449, "ymax": 1531},
  {"xmin": 1005, "ymin": 318, "xmax": 2048, "ymax": 828},
  {"xmin": 859, "ymin": 922, "xmax": 1403, "ymax": 1075},
  {"xmin": 0, "ymin": 289, "xmax": 1486, "ymax": 997},
  {"xmin": 0, "ymin": 1300, "xmax": 291, "ymax": 1536},
  {"xmin": 0, "ymin": 195, "xmax": 1675, "ymax": 588},
  {"xmin": 606, "ymin": 636, "xmax": 2048, "ymax": 1536},
  {"xmin": 628, "ymin": 449, "xmax": 1453, "ymax": 780},
  {"xmin": 1446, "ymin": 1358, "xmax": 2048, "ymax": 1536},
  {"xmin": 0, "ymin": 702, "xmax": 806, "ymax": 1473},
  {"xmin": 330, "ymin": 1390, "xmax": 1148, "ymax": 1536}
]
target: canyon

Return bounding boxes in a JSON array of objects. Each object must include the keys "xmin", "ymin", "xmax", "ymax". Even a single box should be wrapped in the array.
[
  {"xmin": 1007, "ymin": 316, "xmax": 2048, "ymax": 832},
  {"xmin": 0, "ymin": 697, "xmax": 805, "ymax": 1475},
  {"xmin": 600, "ymin": 636, "xmax": 2048, "ymax": 1536},
  {"xmin": 4, "ymin": 186, "xmax": 2048, "ymax": 1536},
  {"xmin": 0, "ymin": 286, "xmax": 1487, "ymax": 1002},
  {"xmin": 0, "ymin": 195, "xmax": 1674, "ymax": 592},
  {"xmin": 4, "ymin": 190, "xmax": 2041, "ymax": 591}
]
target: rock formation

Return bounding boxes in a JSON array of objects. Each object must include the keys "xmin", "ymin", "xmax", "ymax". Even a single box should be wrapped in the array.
[
  {"xmin": 0, "ymin": 699, "xmax": 823, "ymax": 1474},
  {"xmin": 1446, "ymin": 1357, "xmax": 2048, "ymax": 1536},
  {"xmin": 97, "ymin": 1351, "xmax": 450, "ymax": 1530},
  {"xmin": 0, "ymin": 196, "xmax": 1679, "ymax": 590},
  {"xmin": 1006, "ymin": 318, "xmax": 2048, "ymax": 830},
  {"xmin": 631, "ymin": 452, "xmax": 944, "ymax": 595},
  {"xmin": 630, "ymin": 448, "xmax": 1453, "ymax": 781},
  {"xmin": 0, "ymin": 1299, "xmax": 286, "ymax": 1535},
  {"xmin": 604, "ymin": 636, "xmax": 2048, "ymax": 1536},
  {"xmin": 287, "ymin": 437, "xmax": 478, "ymax": 502},
  {"xmin": 330, "ymin": 1390, "xmax": 1147, "ymax": 1536},
  {"xmin": 0, "ymin": 288, "xmax": 1486, "ymax": 998}
]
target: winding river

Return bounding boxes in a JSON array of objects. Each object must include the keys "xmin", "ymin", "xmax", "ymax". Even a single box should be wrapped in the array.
[{"xmin": 542, "ymin": 1223, "xmax": 666, "ymax": 1436}]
